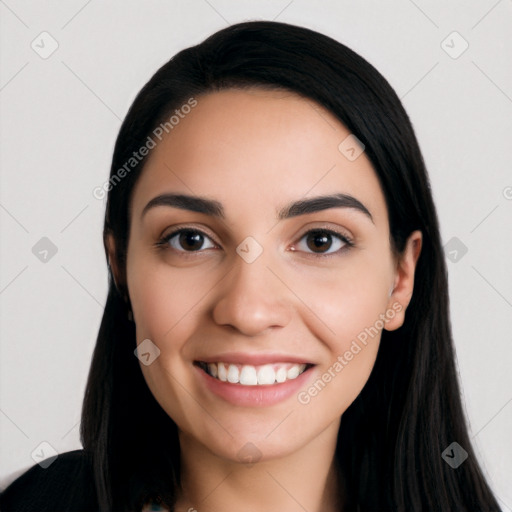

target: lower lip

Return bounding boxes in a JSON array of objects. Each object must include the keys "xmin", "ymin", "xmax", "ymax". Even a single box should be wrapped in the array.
[{"xmin": 194, "ymin": 364, "xmax": 314, "ymax": 407}]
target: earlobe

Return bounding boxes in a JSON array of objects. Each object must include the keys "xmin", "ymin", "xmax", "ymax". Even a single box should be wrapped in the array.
[{"xmin": 384, "ymin": 230, "xmax": 423, "ymax": 331}]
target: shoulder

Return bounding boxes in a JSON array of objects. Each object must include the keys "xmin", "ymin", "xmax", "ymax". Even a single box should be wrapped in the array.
[{"xmin": 0, "ymin": 449, "xmax": 99, "ymax": 512}]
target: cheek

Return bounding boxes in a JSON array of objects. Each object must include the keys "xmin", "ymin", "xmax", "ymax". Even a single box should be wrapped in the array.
[
  {"xmin": 127, "ymin": 254, "xmax": 210, "ymax": 343},
  {"xmin": 127, "ymin": 256, "xmax": 207, "ymax": 427},
  {"xmin": 292, "ymin": 257, "xmax": 391, "ymax": 410},
  {"xmin": 298, "ymin": 295, "xmax": 385, "ymax": 417},
  {"xmin": 301, "ymin": 254, "xmax": 393, "ymax": 343}
]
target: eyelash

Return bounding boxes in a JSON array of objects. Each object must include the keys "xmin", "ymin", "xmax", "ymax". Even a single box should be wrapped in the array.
[{"xmin": 155, "ymin": 226, "xmax": 354, "ymax": 258}]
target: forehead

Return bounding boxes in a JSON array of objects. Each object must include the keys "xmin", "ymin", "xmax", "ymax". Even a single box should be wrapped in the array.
[{"xmin": 130, "ymin": 88, "xmax": 388, "ymax": 226}]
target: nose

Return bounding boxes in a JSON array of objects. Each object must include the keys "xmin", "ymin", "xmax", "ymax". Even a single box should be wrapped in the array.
[{"xmin": 211, "ymin": 251, "xmax": 293, "ymax": 337}]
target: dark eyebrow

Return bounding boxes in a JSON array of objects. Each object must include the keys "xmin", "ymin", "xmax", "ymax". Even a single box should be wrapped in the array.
[
  {"xmin": 278, "ymin": 193, "xmax": 373, "ymax": 223},
  {"xmin": 142, "ymin": 193, "xmax": 224, "ymax": 219},
  {"xmin": 141, "ymin": 193, "xmax": 373, "ymax": 223}
]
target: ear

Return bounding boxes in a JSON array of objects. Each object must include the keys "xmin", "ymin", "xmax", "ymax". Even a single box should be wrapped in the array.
[
  {"xmin": 384, "ymin": 230, "xmax": 422, "ymax": 331},
  {"xmin": 105, "ymin": 232, "xmax": 127, "ymax": 301}
]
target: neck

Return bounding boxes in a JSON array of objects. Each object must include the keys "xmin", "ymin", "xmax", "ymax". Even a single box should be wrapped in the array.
[{"xmin": 173, "ymin": 420, "xmax": 344, "ymax": 512}]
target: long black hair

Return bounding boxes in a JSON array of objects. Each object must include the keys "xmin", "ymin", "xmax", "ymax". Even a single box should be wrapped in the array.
[{"xmin": 81, "ymin": 20, "xmax": 502, "ymax": 511}]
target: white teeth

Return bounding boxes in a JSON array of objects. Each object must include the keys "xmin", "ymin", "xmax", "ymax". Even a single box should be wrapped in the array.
[
  {"xmin": 287, "ymin": 365, "xmax": 300, "ymax": 380},
  {"xmin": 202, "ymin": 362, "xmax": 308, "ymax": 385},
  {"xmin": 239, "ymin": 366, "xmax": 258, "ymax": 385},
  {"xmin": 227, "ymin": 364, "xmax": 239, "ymax": 383},
  {"xmin": 208, "ymin": 363, "xmax": 218, "ymax": 378},
  {"xmin": 276, "ymin": 367, "xmax": 287, "ymax": 383},
  {"xmin": 257, "ymin": 365, "xmax": 276, "ymax": 385},
  {"xmin": 217, "ymin": 363, "xmax": 227, "ymax": 382}
]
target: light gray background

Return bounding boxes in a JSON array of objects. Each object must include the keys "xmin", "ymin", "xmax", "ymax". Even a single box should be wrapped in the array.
[{"xmin": 1, "ymin": 0, "xmax": 511, "ymax": 507}]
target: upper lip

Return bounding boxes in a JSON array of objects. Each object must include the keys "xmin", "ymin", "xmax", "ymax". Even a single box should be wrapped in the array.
[{"xmin": 195, "ymin": 352, "xmax": 314, "ymax": 366}]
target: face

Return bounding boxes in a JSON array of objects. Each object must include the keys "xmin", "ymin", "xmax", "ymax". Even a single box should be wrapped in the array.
[{"xmin": 116, "ymin": 88, "xmax": 420, "ymax": 463}]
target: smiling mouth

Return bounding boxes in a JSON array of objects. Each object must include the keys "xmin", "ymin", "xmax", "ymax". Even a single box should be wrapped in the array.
[{"xmin": 195, "ymin": 361, "xmax": 314, "ymax": 386}]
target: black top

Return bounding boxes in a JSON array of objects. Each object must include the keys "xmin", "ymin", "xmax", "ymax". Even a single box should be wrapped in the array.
[{"xmin": 0, "ymin": 449, "xmax": 99, "ymax": 511}]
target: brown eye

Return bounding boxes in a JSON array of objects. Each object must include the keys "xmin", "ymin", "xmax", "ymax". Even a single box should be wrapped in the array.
[
  {"xmin": 306, "ymin": 232, "xmax": 333, "ymax": 252},
  {"xmin": 161, "ymin": 229, "xmax": 216, "ymax": 252},
  {"xmin": 177, "ymin": 231, "xmax": 204, "ymax": 251},
  {"xmin": 295, "ymin": 229, "xmax": 352, "ymax": 255}
]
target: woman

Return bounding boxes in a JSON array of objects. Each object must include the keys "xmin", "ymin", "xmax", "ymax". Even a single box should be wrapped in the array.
[{"xmin": 1, "ymin": 20, "xmax": 502, "ymax": 512}]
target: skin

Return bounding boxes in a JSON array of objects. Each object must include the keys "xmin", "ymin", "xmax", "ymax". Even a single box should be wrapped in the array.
[{"xmin": 107, "ymin": 88, "xmax": 422, "ymax": 512}]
